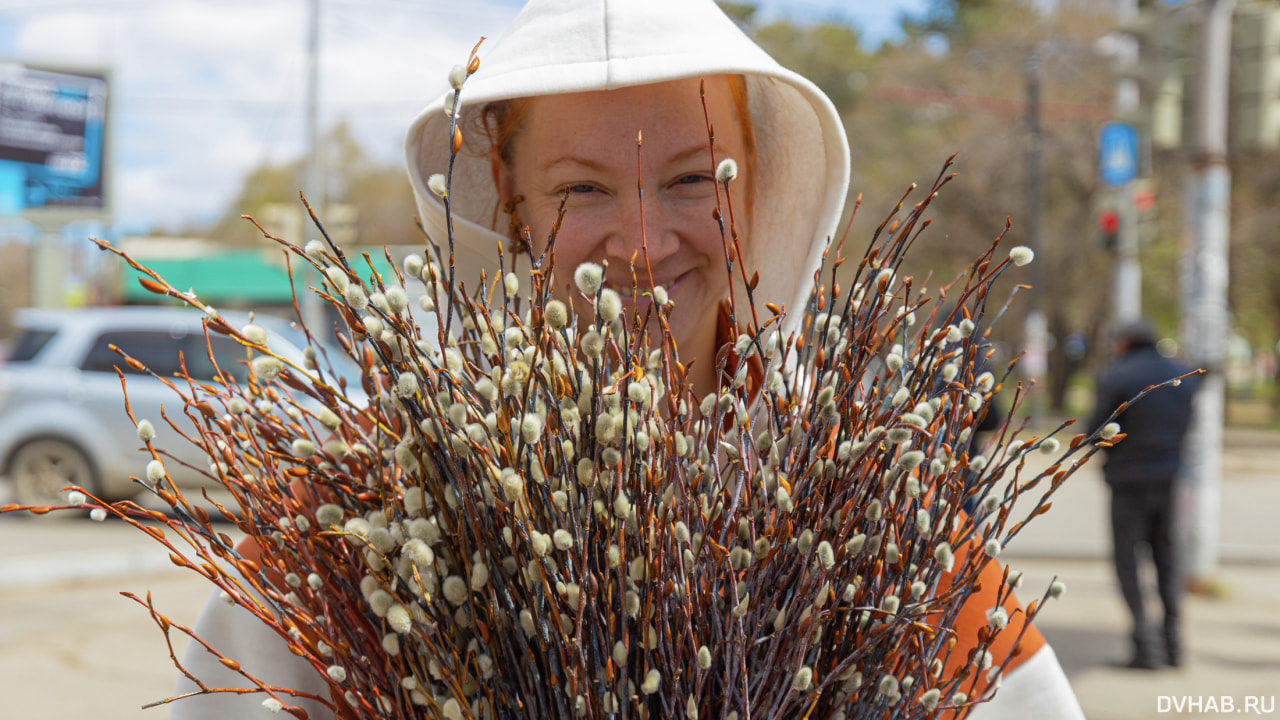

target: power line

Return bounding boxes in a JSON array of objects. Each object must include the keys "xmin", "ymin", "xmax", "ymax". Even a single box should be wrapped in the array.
[{"xmin": 872, "ymin": 84, "xmax": 1109, "ymax": 122}]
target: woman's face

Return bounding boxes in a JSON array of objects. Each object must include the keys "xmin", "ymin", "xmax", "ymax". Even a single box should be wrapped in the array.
[{"xmin": 495, "ymin": 76, "xmax": 748, "ymax": 367}]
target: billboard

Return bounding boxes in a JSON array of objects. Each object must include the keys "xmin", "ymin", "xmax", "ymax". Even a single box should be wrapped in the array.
[{"xmin": 0, "ymin": 63, "xmax": 109, "ymax": 217}]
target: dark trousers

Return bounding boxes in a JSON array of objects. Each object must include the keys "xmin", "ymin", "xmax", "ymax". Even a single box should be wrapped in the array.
[{"xmin": 1110, "ymin": 481, "xmax": 1180, "ymax": 659}]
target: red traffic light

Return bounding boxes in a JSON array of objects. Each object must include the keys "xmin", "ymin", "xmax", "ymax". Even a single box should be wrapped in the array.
[{"xmin": 1098, "ymin": 210, "xmax": 1120, "ymax": 234}]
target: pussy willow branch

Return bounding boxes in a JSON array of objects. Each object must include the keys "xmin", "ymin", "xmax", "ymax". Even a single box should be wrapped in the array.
[{"xmin": 6, "ymin": 65, "xmax": 1156, "ymax": 720}]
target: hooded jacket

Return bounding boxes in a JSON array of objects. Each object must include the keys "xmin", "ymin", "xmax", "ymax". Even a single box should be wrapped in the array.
[
  {"xmin": 404, "ymin": 0, "xmax": 849, "ymax": 343},
  {"xmin": 172, "ymin": 2, "xmax": 1083, "ymax": 718}
]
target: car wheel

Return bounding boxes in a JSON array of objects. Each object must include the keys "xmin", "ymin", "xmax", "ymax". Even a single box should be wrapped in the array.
[{"xmin": 9, "ymin": 438, "xmax": 98, "ymax": 508}]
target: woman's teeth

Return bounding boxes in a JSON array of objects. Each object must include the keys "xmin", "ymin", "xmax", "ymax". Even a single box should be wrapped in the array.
[{"xmin": 608, "ymin": 272, "xmax": 686, "ymax": 299}]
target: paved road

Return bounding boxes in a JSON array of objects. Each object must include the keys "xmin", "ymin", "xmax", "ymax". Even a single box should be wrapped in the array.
[
  {"xmin": 0, "ymin": 566, "xmax": 211, "ymax": 719},
  {"xmin": 2, "ymin": 426, "xmax": 1278, "ymax": 719},
  {"xmin": 1014, "ymin": 558, "xmax": 1280, "ymax": 720},
  {"xmin": 999, "ymin": 426, "xmax": 1280, "ymax": 563}
]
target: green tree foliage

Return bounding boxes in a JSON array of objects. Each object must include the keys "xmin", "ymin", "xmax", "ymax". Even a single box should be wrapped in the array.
[
  {"xmin": 901, "ymin": 0, "xmax": 1015, "ymax": 44},
  {"xmin": 752, "ymin": 21, "xmax": 869, "ymax": 114},
  {"xmin": 716, "ymin": 1, "xmax": 758, "ymax": 28},
  {"xmin": 719, "ymin": 3, "xmax": 870, "ymax": 116},
  {"xmin": 205, "ymin": 161, "xmax": 299, "ymax": 246},
  {"xmin": 1224, "ymin": 148, "xmax": 1280, "ymax": 416},
  {"xmin": 876, "ymin": 0, "xmax": 1119, "ymax": 411},
  {"xmin": 741, "ymin": 0, "xmax": 1279, "ymax": 415},
  {"xmin": 737, "ymin": 0, "xmax": 1124, "ymax": 411},
  {"xmin": 204, "ymin": 121, "xmax": 418, "ymax": 248}
]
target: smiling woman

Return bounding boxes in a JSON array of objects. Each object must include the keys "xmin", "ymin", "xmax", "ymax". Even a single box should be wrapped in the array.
[
  {"xmin": 485, "ymin": 76, "xmax": 749, "ymax": 392},
  {"xmin": 164, "ymin": 1, "xmax": 1086, "ymax": 719}
]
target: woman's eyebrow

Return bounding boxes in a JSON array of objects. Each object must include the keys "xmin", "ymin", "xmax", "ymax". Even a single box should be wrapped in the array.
[
  {"xmin": 540, "ymin": 155, "xmax": 610, "ymax": 173},
  {"xmin": 665, "ymin": 144, "xmax": 713, "ymax": 165},
  {"xmin": 538, "ymin": 144, "xmax": 714, "ymax": 174}
]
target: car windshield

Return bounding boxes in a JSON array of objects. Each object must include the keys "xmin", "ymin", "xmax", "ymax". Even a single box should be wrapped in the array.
[
  {"xmin": 80, "ymin": 329, "xmax": 252, "ymax": 384},
  {"xmin": 5, "ymin": 327, "xmax": 57, "ymax": 363}
]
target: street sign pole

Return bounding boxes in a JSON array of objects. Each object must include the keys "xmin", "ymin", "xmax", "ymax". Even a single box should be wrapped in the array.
[
  {"xmin": 1113, "ymin": 185, "xmax": 1141, "ymax": 323},
  {"xmin": 1099, "ymin": 121, "xmax": 1141, "ymax": 323},
  {"xmin": 300, "ymin": 0, "xmax": 327, "ymax": 334},
  {"xmin": 1112, "ymin": 0, "xmax": 1141, "ymax": 323},
  {"xmin": 31, "ymin": 225, "xmax": 65, "ymax": 308}
]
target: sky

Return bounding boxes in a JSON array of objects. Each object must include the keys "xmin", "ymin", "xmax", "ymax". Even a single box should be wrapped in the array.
[{"xmin": 0, "ymin": 0, "xmax": 929, "ymax": 237}]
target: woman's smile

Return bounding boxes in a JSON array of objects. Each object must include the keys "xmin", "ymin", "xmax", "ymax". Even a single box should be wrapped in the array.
[{"xmin": 607, "ymin": 267, "xmax": 694, "ymax": 301}]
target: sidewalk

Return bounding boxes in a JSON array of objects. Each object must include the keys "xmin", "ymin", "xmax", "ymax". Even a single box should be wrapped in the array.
[
  {"xmin": 1008, "ymin": 557, "xmax": 1280, "ymax": 720},
  {"xmin": 1, "ymin": 427, "xmax": 1277, "ymax": 719},
  {"xmin": 998, "ymin": 425, "xmax": 1280, "ymax": 719}
]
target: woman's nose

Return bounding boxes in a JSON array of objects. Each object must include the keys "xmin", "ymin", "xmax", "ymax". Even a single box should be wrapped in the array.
[{"xmin": 605, "ymin": 197, "xmax": 679, "ymax": 267}]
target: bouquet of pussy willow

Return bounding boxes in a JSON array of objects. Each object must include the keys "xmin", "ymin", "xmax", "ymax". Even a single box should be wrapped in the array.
[{"xmin": 2, "ymin": 59, "xmax": 1149, "ymax": 720}]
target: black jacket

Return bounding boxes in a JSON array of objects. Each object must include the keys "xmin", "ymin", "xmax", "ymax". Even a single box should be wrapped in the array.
[{"xmin": 1088, "ymin": 347, "xmax": 1198, "ymax": 488}]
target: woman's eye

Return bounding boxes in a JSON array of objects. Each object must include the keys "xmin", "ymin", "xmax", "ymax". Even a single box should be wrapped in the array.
[
  {"xmin": 567, "ymin": 184, "xmax": 598, "ymax": 194},
  {"xmin": 676, "ymin": 174, "xmax": 709, "ymax": 185}
]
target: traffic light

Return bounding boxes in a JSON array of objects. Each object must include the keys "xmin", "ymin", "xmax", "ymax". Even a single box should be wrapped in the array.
[{"xmin": 1099, "ymin": 209, "xmax": 1120, "ymax": 251}]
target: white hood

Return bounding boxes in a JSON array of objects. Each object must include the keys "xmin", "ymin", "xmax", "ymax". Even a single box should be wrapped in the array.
[{"xmin": 405, "ymin": 0, "xmax": 849, "ymax": 338}]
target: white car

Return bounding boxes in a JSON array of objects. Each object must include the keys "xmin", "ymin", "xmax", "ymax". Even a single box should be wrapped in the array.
[{"xmin": 0, "ymin": 307, "xmax": 364, "ymax": 507}]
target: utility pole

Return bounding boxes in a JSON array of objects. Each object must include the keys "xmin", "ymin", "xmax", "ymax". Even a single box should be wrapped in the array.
[
  {"xmin": 1022, "ymin": 48, "xmax": 1049, "ymax": 409},
  {"xmin": 1180, "ymin": 0, "xmax": 1235, "ymax": 583},
  {"xmin": 1025, "ymin": 50, "xmax": 1044, "ymax": 313},
  {"xmin": 300, "ymin": 0, "xmax": 326, "ymax": 333},
  {"xmin": 1112, "ymin": 0, "xmax": 1141, "ymax": 323}
]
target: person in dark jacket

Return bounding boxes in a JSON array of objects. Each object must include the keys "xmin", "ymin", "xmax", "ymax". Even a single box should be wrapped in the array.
[{"xmin": 1088, "ymin": 319, "xmax": 1198, "ymax": 670}]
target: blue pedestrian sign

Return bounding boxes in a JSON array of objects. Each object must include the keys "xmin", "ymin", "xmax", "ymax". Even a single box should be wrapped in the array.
[{"xmin": 1098, "ymin": 122, "xmax": 1138, "ymax": 187}]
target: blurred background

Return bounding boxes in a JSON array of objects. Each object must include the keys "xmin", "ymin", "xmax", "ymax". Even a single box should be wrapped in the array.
[{"xmin": 1, "ymin": 0, "xmax": 1278, "ymax": 718}]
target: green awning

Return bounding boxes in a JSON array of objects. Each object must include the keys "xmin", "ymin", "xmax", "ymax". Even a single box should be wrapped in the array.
[{"xmin": 123, "ymin": 251, "xmax": 396, "ymax": 304}]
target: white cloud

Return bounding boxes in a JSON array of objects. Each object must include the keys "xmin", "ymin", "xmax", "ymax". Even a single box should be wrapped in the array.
[{"xmin": 6, "ymin": 0, "xmax": 518, "ymax": 230}]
